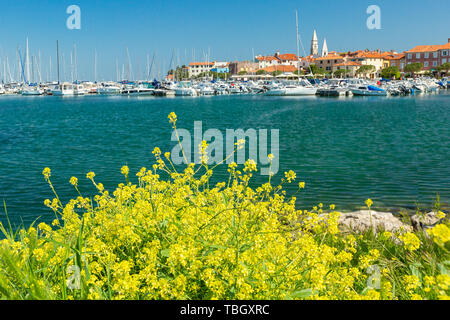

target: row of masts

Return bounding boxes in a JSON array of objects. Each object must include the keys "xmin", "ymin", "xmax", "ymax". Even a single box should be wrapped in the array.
[{"xmin": 1, "ymin": 38, "xmax": 216, "ymax": 84}]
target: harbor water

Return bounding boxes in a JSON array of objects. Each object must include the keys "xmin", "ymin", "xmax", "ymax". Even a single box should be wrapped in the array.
[{"xmin": 0, "ymin": 92, "xmax": 449, "ymax": 227}]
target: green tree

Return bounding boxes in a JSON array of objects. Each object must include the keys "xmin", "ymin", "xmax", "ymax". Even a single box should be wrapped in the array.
[
  {"xmin": 238, "ymin": 71, "xmax": 247, "ymax": 75},
  {"xmin": 256, "ymin": 70, "xmax": 267, "ymax": 75},
  {"xmin": 356, "ymin": 65, "xmax": 376, "ymax": 77},
  {"xmin": 437, "ymin": 62, "xmax": 450, "ymax": 76},
  {"xmin": 334, "ymin": 69, "xmax": 347, "ymax": 78},
  {"xmin": 404, "ymin": 62, "xmax": 423, "ymax": 77},
  {"xmin": 272, "ymin": 71, "xmax": 283, "ymax": 76},
  {"xmin": 381, "ymin": 66, "xmax": 401, "ymax": 79}
]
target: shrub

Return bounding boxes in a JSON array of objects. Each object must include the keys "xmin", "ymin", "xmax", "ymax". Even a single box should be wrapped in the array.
[{"xmin": 0, "ymin": 114, "xmax": 448, "ymax": 300}]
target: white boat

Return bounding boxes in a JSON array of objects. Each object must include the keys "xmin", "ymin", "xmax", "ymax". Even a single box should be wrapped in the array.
[
  {"xmin": 21, "ymin": 86, "xmax": 44, "ymax": 96},
  {"xmin": 98, "ymin": 83, "xmax": 121, "ymax": 95},
  {"xmin": 51, "ymin": 83, "xmax": 75, "ymax": 96},
  {"xmin": 199, "ymin": 85, "xmax": 215, "ymax": 96},
  {"xmin": 174, "ymin": 81, "xmax": 197, "ymax": 96},
  {"xmin": 351, "ymin": 85, "xmax": 387, "ymax": 96},
  {"xmin": 73, "ymin": 84, "xmax": 86, "ymax": 95},
  {"xmin": 265, "ymin": 80, "xmax": 317, "ymax": 96},
  {"xmin": 121, "ymin": 84, "xmax": 154, "ymax": 96}
]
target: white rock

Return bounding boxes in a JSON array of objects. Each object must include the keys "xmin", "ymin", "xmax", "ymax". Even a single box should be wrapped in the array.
[
  {"xmin": 411, "ymin": 211, "xmax": 441, "ymax": 230},
  {"xmin": 338, "ymin": 210, "xmax": 412, "ymax": 233}
]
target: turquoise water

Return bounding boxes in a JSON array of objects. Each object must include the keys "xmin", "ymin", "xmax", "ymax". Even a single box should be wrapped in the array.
[{"xmin": 0, "ymin": 92, "xmax": 449, "ymax": 227}]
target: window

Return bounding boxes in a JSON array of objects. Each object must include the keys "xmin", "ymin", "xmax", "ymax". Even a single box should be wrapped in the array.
[
  {"xmin": 442, "ymin": 50, "xmax": 449, "ymax": 56},
  {"xmin": 424, "ymin": 52, "xmax": 429, "ymax": 58},
  {"xmin": 424, "ymin": 62, "xmax": 429, "ymax": 67},
  {"xmin": 433, "ymin": 52, "xmax": 438, "ymax": 58},
  {"xmin": 408, "ymin": 53, "xmax": 412, "ymax": 59},
  {"xmin": 443, "ymin": 58, "xmax": 447, "ymax": 64},
  {"xmin": 433, "ymin": 61, "xmax": 437, "ymax": 67},
  {"xmin": 416, "ymin": 53, "xmax": 421, "ymax": 59}
]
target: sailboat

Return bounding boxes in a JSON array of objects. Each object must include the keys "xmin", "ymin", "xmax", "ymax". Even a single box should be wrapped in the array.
[
  {"xmin": 265, "ymin": 11, "xmax": 317, "ymax": 96},
  {"xmin": 50, "ymin": 40, "xmax": 74, "ymax": 96}
]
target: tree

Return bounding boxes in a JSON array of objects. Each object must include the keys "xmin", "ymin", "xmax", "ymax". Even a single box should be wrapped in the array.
[
  {"xmin": 381, "ymin": 66, "xmax": 401, "ymax": 79},
  {"xmin": 356, "ymin": 65, "xmax": 376, "ymax": 77},
  {"xmin": 256, "ymin": 70, "xmax": 267, "ymax": 75},
  {"xmin": 334, "ymin": 69, "xmax": 347, "ymax": 78},
  {"xmin": 272, "ymin": 71, "xmax": 283, "ymax": 77},
  {"xmin": 437, "ymin": 62, "xmax": 450, "ymax": 76},
  {"xmin": 404, "ymin": 63, "xmax": 423, "ymax": 77},
  {"xmin": 238, "ymin": 71, "xmax": 247, "ymax": 75},
  {"xmin": 293, "ymin": 69, "xmax": 305, "ymax": 75}
]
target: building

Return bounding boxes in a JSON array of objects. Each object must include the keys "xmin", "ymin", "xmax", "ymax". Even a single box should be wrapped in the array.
[
  {"xmin": 255, "ymin": 51, "xmax": 299, "ymax": 69},
  {"xmin": 313, "ymin": 53, "xmax": 345, "ymax": 73},
  {"xmin": 321, "ymin": 39, "xmax": 328, "ymax": 57},
  {"xmin": 188, "ymin": 62, "xmax": 214, "ymax": 77},
  {"xmin": 311, "ymin": 30, "xmax": 319, "ymax": 57},
  {"xmin": 332, "ymin": 61, "xmax": 361, "ymax": 77},
  {"xmin": 229, "ymin": 61, "xmax": 259, "ymax": 74},
  {"xmin": 210, "ymin": 62, "xmax": 230, "ymax": 74},
  {"xmin": 404, "ymin": 39, "xmax": 450, "ymax": 70},
  {"xmin": 384, "ymin": 53, "xmax": 405, "ymax": 71},
  {"xmin": 348, "ymin": 50, "xmax": 387, "ymax": 78},
  {"xmin": 260, "ymin": 65, "xmax": 297, "ymax": 74}
]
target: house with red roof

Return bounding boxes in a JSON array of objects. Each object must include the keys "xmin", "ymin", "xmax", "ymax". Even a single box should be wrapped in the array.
[{"xmin": 405, "ymin": 39, "xmax": 450, "ymax": 70}]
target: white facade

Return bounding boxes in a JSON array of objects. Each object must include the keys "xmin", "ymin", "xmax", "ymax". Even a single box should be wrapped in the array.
[{"xmin": 189, "ymin": 63, "xmax": 214, "ymax": 77}]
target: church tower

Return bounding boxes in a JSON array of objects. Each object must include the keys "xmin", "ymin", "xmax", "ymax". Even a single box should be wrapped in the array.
[
  {"xmin": 321, "ymin": 38, "xmax": 328, "ymax": 57},
  {"xmin": 310, "ymin": 30, "xmax": 319, "ymax": 57}
]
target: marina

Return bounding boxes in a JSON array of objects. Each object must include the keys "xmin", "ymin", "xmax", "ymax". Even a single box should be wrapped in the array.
[{"xmin": 0, "ymin": 76, "xmax": 448, "ymax": 98}]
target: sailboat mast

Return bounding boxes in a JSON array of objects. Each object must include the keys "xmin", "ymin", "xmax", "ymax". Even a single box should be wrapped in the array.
[
  {"xmin": 296, "ymin": 10, "xmax": 300, "ymax": 81},
  {"xmin": 56, "ymin": 40, "xmax": 60, "ymax": 84}
]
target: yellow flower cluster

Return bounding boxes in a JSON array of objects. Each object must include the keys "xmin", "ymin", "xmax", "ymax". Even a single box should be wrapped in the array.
[{"xmin": 0, "ymin": 113, "xmax": 448, "ymax": 301}]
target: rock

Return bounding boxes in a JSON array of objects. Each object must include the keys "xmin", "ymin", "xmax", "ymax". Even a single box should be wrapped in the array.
[
  {"xmin": 338, "ymin": 210, "xmax": 412, "ymax": 234},
  {"xmin": 411, "ymin": 211, "xmax": 442, "ymax": 231}
]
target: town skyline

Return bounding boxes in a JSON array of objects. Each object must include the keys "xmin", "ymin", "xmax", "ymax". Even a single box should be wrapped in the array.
[{"xmin": 1, "ymin": 0, "xmax": 449, "ymax": 81}]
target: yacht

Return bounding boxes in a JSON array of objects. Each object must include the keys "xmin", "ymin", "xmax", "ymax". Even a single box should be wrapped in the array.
[
  {"xmin": 98, "ymin": 83, "xmax": 122, "ymax": 95},
  {"xmin": 265, "ymin": 80, "xmax": 317, "ymax": 96},
  {"xmin": 174, "ymin": 81, "xmax": 197, "ymax": 96},
  {"xmin": 21, "ymin": 85, "xmax": 44, "ymax": 96},
  {"xmin": 73, "ymin": 83, "xmax": 87, "ymax": 95},
  {"xmin": 51, "ymin": 83, "xmax": 75, "ymax": 96},
  {"xmin": 121, "ymin": 84, "xmax": 154, "ymax": 96},
  {"xmin": 350, "ymin": 84, "xmax": 387, "ymax": 96}
]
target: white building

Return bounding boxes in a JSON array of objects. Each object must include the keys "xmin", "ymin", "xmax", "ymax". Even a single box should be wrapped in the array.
[{"xmin": 188, "ymin": 62, "xmax": 214, "ymax": 77}]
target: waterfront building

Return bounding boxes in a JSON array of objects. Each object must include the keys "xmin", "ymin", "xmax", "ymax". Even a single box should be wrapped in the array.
[
  {"xmin": 210, "ymin": 62, "xmax": 230, "ymax": 74},
  {"xmin": 229, "ymin": 61, "xmax": 259, "ymax": 75},
  {"xmin": 384, "ymin": 53, "xmax": 406, "ymax": 72},
  {"xmin": 188, "ymin": 62, "xmax": 214, "ymax": 77},
  {"xmin": 332, "ymin": 61, "xmax": 361, "ymax": 77},
  {"xmin": 404, "ymin": 39, "xmax": 450, "ymax": 70},
  {"xmin": 313, "ymin": 53, "xmax": 345, "ymax": 73}
]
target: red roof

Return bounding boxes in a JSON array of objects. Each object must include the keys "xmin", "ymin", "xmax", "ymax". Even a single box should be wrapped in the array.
[
  {"xmin": 277, "ymin": 53, "xmax": 298, "ymax": 61},
  {"xmin": 405, "ymin": 42, "xmax": 450, "ymax": 53},
  {"xmin": 260, "ymin": 65, "xmax": 297, "ymax": 73},
  {"xmin": 189, "ymin": 62, "xmax": 214, "ymax": 66},
  {"xmin": 314, "ymin": 54, "xmax": 344, "ymax": 61},
  {"xmin": 256, "ymin": 56, "xmax": 278, "ymax": 61},
  {"xmin": 335, "ymin": 61, "xmax": 361, "ymax": 67}
]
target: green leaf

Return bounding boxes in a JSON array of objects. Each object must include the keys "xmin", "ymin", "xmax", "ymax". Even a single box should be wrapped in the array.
[
  {"xmin": 160, "ymin": 249, "xmax": 170, "ymax": 258},
  {"xmin": 289, "ymin": 288, "xmax": 313, "ymax": 299}
]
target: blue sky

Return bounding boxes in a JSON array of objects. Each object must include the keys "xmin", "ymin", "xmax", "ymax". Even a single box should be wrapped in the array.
[{"xmin": 0, "ymin": 0, "xmax": 449, "ymax": 81}]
